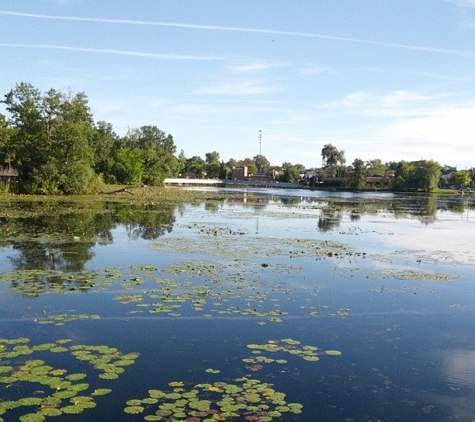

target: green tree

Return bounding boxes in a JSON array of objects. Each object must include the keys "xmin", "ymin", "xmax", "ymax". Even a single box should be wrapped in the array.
[
  {"xmin": 131, "ymin": 125, "xmax": 179, "ymax": 184},
  {"xmin": 414, "ymin": 160, "xmax": 441, "ymax": 192},
  {"xmin": 177, "ymin": 150, "xmax": 187, "ymax": 176},
  {"xmin": 321, "ymin": 144, "xmax": 346, "ymax": 176},
  {"xmin": 204, "ymin": 151, "xmax": 221, "ymax": 178},
  {"xmin": 186, "ymin": 155, "xmax": 206, "ymax": 177},
  {"xmin": 205, "ymin": 151, "xmax": 220, "ymax": 164},
  {"xmin": 253, "ymin": 154, "xmax": 270, "ymax": 172},
  {"xmin": 449, "ymin": 170, "xmax": 471, "ymax": 187},
  {"xmin": 111, "ymin": 148, "xmax": 143, "ymax": 184},
  {"xmin": 280, "ymin": 165, "xmax": 300, "ymax": 183},
  {"xmin": 366, "ymin": 159, "xmax": 387, "ymax": 176},
  {"xmin": 349, "ymin": 158, "xmax": 367, "ymax": 190},
  {"xmin": 242, "ymin": 158, "xmax": 258, "ymax": 175},
  {"xmin": 90, "ymin": 121, "xmax": 118, "ymax": 181},
  {"xmin": 393, "ymin": 161, "xmax": 416, "ymax": 191},
  {"xmin": 2, "ymin": 83, "xmax": 97, "ymax": 194},
  {"xmin": 3, "ymin": 83, "xmax": 45, "ymax": 189},
  {"xmin": 468, "ymin": 168, "xmax": 475, "ymax": 185},
  {"xmin": 0, "ymin": 113, "xmax": 14, "ymax": 169},
  {"xmin": 392, "ymin": 160, "xmax": 441, "ymax": 192},
  {"xmin": 206, "ymin": 162, "xmax": 221, "ymax": 178}
]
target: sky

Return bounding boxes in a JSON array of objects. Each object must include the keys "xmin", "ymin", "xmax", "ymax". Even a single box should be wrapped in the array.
[{"xmin": 1, "ymin": 1, "xmax": 475, "ymax": 169}]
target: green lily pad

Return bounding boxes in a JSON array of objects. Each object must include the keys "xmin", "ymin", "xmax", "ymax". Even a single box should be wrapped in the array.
[{"xmin": 124, "ymin": 405, "xmax": 145, "ymax": 414}]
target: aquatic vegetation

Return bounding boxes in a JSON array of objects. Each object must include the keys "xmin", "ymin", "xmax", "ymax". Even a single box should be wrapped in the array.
[
  {"xmin": 0, "ymin": 337, "xmax": 138, "ymax": 420},
  {"xmin": 243, "ymin": 339, "xmax": 341, "ymax": 367},
  {"xmin": 37, "ymin": 312, "xmax": 101, "ymax": 325},
  {"xmin": 0, "ymin": 269, "xmax": 99, "ymax": 297},
  {"xmin": 0, "ymin": 191, "xmax": 472, "ymax": 421},
  {"xmin": 394, "ymin": 270, "xmax": 458, "ymax": 282},
  {"xmin": 124, "ymin": 377, "xmax": 303, "ymax": 421}
]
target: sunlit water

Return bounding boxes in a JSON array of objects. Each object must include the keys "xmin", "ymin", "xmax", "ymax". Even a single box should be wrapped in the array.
[{"xmin": 0, "ymin": 189, "xmax": 474, "ymax": 421}]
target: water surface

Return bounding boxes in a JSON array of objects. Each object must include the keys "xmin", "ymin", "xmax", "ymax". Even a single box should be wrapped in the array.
[{"xmin": 0, "ymin": 189, "xmax": 474, "ymax": 421}]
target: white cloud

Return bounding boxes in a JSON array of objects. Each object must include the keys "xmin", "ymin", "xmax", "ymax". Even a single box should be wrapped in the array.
[
  {"xmin": 383, "ymin": 103, "xmax": 475, "ymax": 146},
  {"xmin": 382, "ymin": 91, "xmax": 449, "ymax": 107},
  {"xmin": 1, "ymin": 10, "xmax": 474, "ymax": 57},
  {"xmin": 227, "ymin": 59, "xmax": 290, "ymax": 74},
  {"xmin": 195, "ymin": 79, "xmax": 282, "ymax": 96},
  {"xmin": 449, "ymin": 0, "xmax": 475, "ymax": 7},
  {"xmin": 365, "ymin": 67, "xmax": 475, "ymax": 82},
  {"xmin": 322, "ymin": 91, "xmax": 372, "ymax": 109},
  {"xmin": 0, "ymin": 43, "xmax": 223, "ymax": 61},
  {"xmin": 298, "ymin": 64, "xmax": 333, "ymax": 76}
]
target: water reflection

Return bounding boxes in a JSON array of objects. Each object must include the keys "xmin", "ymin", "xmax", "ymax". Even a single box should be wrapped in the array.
[
  {"xmin": 443, "ymin": 348, "xmax": 475, "ymax": 387},
  {"xmin": 0, "ymin": 190, "xmax": 474, "ymax": 421},
  {"xmin": 0, "ymin": 201, "xmax": 177, "ymax": 272},
  {"xmin": 0, "ymin": 192, "xmax": 473, "ymax": 272}
]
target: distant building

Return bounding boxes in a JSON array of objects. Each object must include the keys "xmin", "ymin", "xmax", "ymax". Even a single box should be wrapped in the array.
[
  {"xmin": 231, "ymin": 166, "xmax": 248, "ymax": 180},
  {"xmin": 247, "ymin": 170, "xmax": 276, "ymax": 182},
  {"xmin": 0, "ymin": 167, "xmax": 19, "ymax": 182}
]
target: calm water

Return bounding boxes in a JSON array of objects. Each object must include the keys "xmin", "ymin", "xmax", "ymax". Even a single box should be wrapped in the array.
[{"xmin": 0, "ymin": 189, "xmax": 474, "ymax": 422}]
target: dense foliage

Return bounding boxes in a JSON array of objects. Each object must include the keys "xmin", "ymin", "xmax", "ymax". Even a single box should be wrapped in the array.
[
  {"xmin": 0, "ymin": 83, "xmax": 180, "ymax": 194},
  {"xmin": 0, "ymin": 83, "xmax": 473, "ymax": 194}
]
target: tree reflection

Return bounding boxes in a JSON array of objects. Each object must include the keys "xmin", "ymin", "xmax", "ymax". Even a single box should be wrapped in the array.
[
  {"xmin": 1, "ymin": 201, "xmax": 178, "ymax": 275},
  {"xmin": 317, "ymin": 209, "xmax": 342, "ymax": 232}
]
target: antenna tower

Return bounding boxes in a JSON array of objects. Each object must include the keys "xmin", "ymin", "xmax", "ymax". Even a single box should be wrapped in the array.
[{"xmin": 258, "ymin": 130, "xmax": 262, "ymax": 155}]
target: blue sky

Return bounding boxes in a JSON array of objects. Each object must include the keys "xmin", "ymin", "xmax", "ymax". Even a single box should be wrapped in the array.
[{"xmin": 1, "ymin": 1, "xmax": 474, "ymax": 169}]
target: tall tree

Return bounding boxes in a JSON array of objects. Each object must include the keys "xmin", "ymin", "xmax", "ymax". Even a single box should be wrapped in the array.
[
  {"xmin": 253, "ymin": 154, "xmax": 270, "ymax": 172},
  {"xmin": 280, "ymin": 165, "xmax": 300, "ymax": 183},
  {"xmin": 205, "ymin": 151, "xmax": 220, "ymax": 164},
  {"xmin": 130, "ymin": 125, "xmax": 179, "ymax": 184},
  {"xmin": 90, "ymin": 121, "xmax": 118, "ymax": 182},
  {"xmin": 0, "ymin": 113, "xmax": 14, "ymax": 169},
  {"xmin": 393, "ymin": 161, "xmax": 416, "ymax": 191},
  {"xmin": 415, "ymin": 160, "xmax": 441, "ymax": 192},
  {"xmin": 2, "ymin": 83, "xmax": 97, "ymax": 194},
  {"xmin": 448, "ymin": 170, "xmax": 471, "ymax": 187},
  {"xmin": 349, "ymin": 158, "xmax": 367, "ymax": 190},
  {"xmin": 366, "ymin": 159, "xmax": 387, "ymax": 176},
  {"xmin": 321, "ymin": 144, "xmax": 346, "ymax": 177},
  {"xmin": 185, "ymin": 156, "xmax": 206, "ymax": 177}
]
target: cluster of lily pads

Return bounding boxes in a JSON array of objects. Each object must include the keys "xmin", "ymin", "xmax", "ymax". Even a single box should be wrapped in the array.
[
  {"xmin": 0, "ymin": 337, "xmax": 139, "ymax": 421},
  {"xmin": 243, "ymin": 338, "xmax": 341, "ymax": 367},
  {"xmin": 123, "ymin": 377, "xmax": 303, "ymax": 421},
  {"xmin": 118, "ymin": 338, "xmax": 338, "ymax": 420},
  {"xmin": 36, "ymin": 312, "xmax": 101, "ymax": 326},
  {"xmin": 0, "ymin": 269, "xmax": 104, "ymax": 297}
]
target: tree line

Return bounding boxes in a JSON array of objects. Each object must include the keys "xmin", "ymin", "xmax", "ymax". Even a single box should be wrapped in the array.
[
  {"xmin": 319, "ymin": 143, "xmax": 474, "ymax": 192},
  {"xmin": 0, "ymin": 83, "xmax": 473, "ymax": 194}
]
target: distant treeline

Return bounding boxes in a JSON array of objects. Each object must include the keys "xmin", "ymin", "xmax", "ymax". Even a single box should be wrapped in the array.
[{"xmin": 0, "ymin": 83, "xmax": 473, "ymax": 194}]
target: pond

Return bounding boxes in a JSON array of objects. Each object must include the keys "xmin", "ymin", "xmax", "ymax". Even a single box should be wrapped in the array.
[{"xmin": 0, "ymin": 188, "xmax": 474, "ymax": 422}]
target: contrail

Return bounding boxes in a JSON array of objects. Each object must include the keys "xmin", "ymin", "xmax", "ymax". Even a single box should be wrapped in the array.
[
  {"xmin": 0, "ymin": 43, "xmax": 221, "ymax": 60},
  {"xmin": 1, "ymin": 10, "xmax": 474, "ymax": 58}
]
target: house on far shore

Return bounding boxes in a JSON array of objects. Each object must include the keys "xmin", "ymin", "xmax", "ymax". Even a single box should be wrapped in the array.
[
  {"xmin": 231, "ymin": 166, "xmax": 248, "ymax": 180},
  {"xmin": 231, "ymin": 166, "xmax": 276, "ymax": 182},
  {"xmin": 0, "ymin": 167, "xmax": 19, "ymax": 183},
  {"xmin": 247, "ymin": 169, "xmax": 276, "ymax": 182}
]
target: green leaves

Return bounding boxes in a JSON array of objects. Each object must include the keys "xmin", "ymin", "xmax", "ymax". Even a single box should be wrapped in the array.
[{"xmin": 0, "ymin": 337, "xmax": 139, "ymax": 421}]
